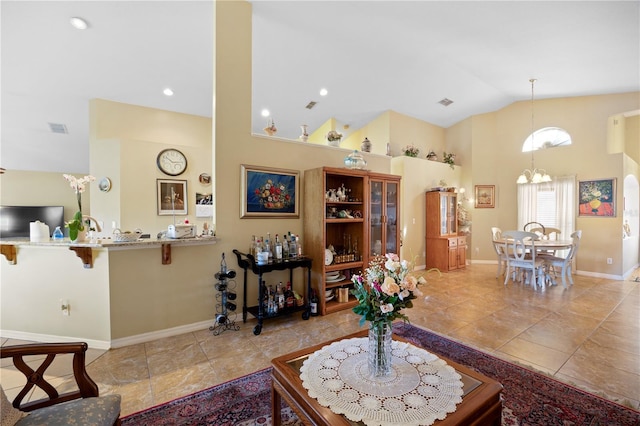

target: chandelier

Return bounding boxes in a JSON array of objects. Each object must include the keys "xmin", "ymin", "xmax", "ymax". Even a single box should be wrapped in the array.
[{"xmin": 517, "ymin": 78, "xmax": 552, "ymax": 184}]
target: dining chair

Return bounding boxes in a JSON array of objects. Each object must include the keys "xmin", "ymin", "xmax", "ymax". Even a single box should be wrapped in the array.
[
  {"xmin": 491, "ymin": 227, "xmax": 507, "ymax": 278},
  {"xmin": 529, "ymin": 227, "xmax": 561, "ymax": 240},
  {"xmin": 539, "ymin": 230, "xmax": 582, "ymax": 288},
  {"xmin": 501, "ymin": 231, "xmax": 545, "ymax": 289}
]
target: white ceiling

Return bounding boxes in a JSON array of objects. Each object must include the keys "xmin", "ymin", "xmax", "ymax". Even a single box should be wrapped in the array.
[{"xmin": 1, "ymin": 1, "xmax": 639, "ymax": 175}]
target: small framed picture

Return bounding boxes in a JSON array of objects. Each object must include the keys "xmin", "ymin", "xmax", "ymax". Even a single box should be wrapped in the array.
[
  {"xmin": 240, "ymin": 164, "xmax": 299, "ymax": 218},
  {"xmin": 578, "ymin": 178, "xmax": 616, "ymax": 217},
  {"xmin": 475, "ymin": 185, "xmax": 495, "ymax": 208},
  {"xmin": 157, "ymin": 179, "xmax": 187, "ymax": 215}
]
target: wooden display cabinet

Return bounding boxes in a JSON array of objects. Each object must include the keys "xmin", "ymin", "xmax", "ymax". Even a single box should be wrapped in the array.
[
  {"xmin": 303, "ymin": 167, "xmax": 401, "ymax": 315},
  {"xmin": 426, "ymin": 191, "xmax": 467, "ymax": 271}
]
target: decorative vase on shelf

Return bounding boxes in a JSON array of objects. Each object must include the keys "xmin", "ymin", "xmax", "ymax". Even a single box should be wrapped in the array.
[
  {"xmin": 299, "ymin": 124, "xmax": 309, "ymax": 142},
  {"xmin": 426, "ymin": 150, "xmax": 438, "ymax": 161},
  {"xmin": 361, "ymin": 137, "xmax": 372, "ymax": 152},
  {"xmin": 368, "ymin": 321, "xmax": 393, "ymax": 377},
  {"xmin": 386, "ymin": 142, "xmax": 391, "ymax": 156},
  {"xmin": 263, "ymin": 119, "xmax": 277, "ymax": 136}
]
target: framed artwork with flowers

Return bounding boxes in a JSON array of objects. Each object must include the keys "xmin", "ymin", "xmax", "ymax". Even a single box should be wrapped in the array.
[
  {"xmin": 240, "ymin": 164, "xmax": 299, "ymax": 218},
  {"xmin": 578, "ymin": 178, "xmax": 616, "ymax": 217}
]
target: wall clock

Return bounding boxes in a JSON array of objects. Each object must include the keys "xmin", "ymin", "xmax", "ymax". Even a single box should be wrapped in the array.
[{"xmin": 157, "ymin": 148, "xmax": 187, "ymax": 176}]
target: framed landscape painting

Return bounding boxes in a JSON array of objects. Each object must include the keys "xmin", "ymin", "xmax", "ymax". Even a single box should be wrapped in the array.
[
  {"xmin": 474, "ymin": 185, "xmax": 495, "ymax": 208},
  {"xmin": 578, "ymin": 178, "xmax": 616, "ymax": 217},
  {"xmin": 240, "ymin": 165, "xmax": 299, "ymax": 218}
]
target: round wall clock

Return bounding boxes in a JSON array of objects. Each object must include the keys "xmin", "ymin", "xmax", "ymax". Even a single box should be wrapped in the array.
[{"xmin": 157, "ymin": 148, "xmax": 187, "ymax": 176}]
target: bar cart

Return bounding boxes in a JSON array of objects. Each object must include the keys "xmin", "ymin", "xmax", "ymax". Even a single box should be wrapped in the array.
[{"xmin": 233, "ymin": 249, "xmax": 312, "ymax": 335}]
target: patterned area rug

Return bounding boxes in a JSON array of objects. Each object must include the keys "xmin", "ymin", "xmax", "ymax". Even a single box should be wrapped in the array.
[{"xmin": 121, "ymin": 323, "xmax": 640, "ymax": 425}]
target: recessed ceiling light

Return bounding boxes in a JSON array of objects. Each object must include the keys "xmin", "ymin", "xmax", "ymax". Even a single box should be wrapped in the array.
[
  {"xmin": 261, "ymin": 109, "xmax": 270, "ymax": 117},
  {"xmin": 69, "ymin": 17, "xmax": 89, "ymax": 30},
  {"xmin": 163, "ymin": 88, "xmax": 174, "ymax": 96},
  {"xmin": 319, "ymin": 88, "xmax": 328, "ymax": 96}
]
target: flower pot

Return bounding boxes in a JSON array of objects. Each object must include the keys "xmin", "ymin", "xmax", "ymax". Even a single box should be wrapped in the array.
[
  {"xmin": 71, "ymin": 229, "xmax": 87, "ymax": 243},
  {"xmin": 327, "ymin": 138, "xmax": 341, "ymax": 147}
]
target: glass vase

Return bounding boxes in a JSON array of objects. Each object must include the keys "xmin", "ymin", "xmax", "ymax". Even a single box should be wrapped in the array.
[{"xmin": 368, "ymin": 321, "xmax": 392, "ymax": 377}]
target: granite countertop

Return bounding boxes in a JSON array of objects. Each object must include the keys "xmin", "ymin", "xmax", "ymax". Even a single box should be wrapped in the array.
[{"xmin": 0, "ymin": 236, "xmax": 218, "ymax": 248}]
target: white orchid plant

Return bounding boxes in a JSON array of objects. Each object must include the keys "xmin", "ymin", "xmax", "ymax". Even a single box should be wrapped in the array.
[{"xmin": 63, "ymin": 174, "xmax": 95, "ymax": 240}]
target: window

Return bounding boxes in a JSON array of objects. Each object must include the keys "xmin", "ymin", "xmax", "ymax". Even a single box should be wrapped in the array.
[
  {"xmin": 523, "ymin": 127, "xmax": 572, "ymax": 152},
  {"xmin": 518, "ymin": 176, "xmax": 576, "ymax": 246}
]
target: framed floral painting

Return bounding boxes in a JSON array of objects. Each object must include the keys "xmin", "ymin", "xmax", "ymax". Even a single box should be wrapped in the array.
[
  {"xmin": 578, "ymin": 178, "xmax": 616, "ymax": 217},
  {"xmin": 240, "ymin": 165, "xmax": 299, "ymax": 218}
]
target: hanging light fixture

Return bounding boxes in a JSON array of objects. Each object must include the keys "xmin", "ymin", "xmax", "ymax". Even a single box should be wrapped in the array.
[{"xmin": 517, "ymin": 78, "xmax": 552, "ymax": 184}]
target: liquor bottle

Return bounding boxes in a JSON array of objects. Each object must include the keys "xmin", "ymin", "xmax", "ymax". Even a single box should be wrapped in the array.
[
  {"xmin": 275, "ymin": 234, "xmax": 283, "ymax": 261},
  {"xmin": 265, "ymin": 235, "xmax": 273, "ymax": 263},
  {"xmin": 283, "ymin": 234, "xmax": 290, "ymax": 259},
  {"xmin": 250, "ymin": 235, "xmax": 256, "ymax": 257},
  {"xmin": 296, "ymin": 235, "xmax": 303, "ymax": 257},
  {"xmin": 285, "ymin": 281, "xmax": 295, "ymax": 308},
  {"xmin": 220, "ymin": 252, "xmax": 227, "ymax": 274},
  {"xmin": 288, "ymin": 233, "xmax": 297, "ymax": 259},
  {"xmin": 276, "ymin": 282, "xmax": 285, "ymax": 310},
  {"xmin": 310, "ymin": 289, "xmax": 319, "ymax": 316}
]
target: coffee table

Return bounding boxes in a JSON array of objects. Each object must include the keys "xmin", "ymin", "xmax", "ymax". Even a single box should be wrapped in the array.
[{"xmin": 271, "ymin": 330, "xmax": 502, "ymax": 426}]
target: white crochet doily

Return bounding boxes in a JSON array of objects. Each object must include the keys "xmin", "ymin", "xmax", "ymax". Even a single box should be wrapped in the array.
[{"xmin": 300, "ymin": 337, "xmax": 463, "ymax": 426}]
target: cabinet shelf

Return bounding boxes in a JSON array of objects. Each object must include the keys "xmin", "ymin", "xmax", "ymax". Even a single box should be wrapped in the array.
[
  {"xmin": 326, "ymin": 201, "xmax": 363, "ymax": 205},
  {"xmin": 326, "ymin": 218, "xmax": 364, "ymax": 224},
  {"xmin": 325, "ymin": 261, "xmax": 362, "ymax": 272}
]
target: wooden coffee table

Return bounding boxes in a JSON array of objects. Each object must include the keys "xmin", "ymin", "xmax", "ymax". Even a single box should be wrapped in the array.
[{"xmin": 271, "ymin": 330, "xmax": 502, "ymax": 426}]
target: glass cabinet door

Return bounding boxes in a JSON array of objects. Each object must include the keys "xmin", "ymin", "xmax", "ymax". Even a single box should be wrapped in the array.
[
  {"xmin": 439, "ymin": 195, "xmax": 448, "ymax": 235},
  {"xmin": 385, "ymin": 181, "xmax": 398, "ymax": 253},
  {"xmin": 370, "ymin": 181, "xmax": 383, "ymax": 256},
  {"xmin": 448, "ymin": 194, "xmax": 457, "ymax": 235}
]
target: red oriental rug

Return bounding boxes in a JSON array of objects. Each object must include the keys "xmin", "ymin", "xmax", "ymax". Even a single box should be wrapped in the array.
[{"xmin": 121, "ymin": 323, "xmax": 640, "ymax": 425}]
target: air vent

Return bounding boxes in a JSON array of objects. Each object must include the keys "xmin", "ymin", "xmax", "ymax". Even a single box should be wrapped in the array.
[
  {"xmin": 305, "ymin": 101, "xmax": 317, "ymax": 109},
  {"xmin": 48, "ymin": 123, "xmax": 68, "ymax": 134},
  {"xmin": 438, "ymin": 98, "xmax": 454, "ymax": 107}
]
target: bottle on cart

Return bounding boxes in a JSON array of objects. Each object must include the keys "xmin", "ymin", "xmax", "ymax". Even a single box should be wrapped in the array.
[
  {"xmin": 285, "ymin": 281, "xmax": 295, "ymax": 308},
  {"xmin": 283, "ymin": 234, "xmax": 290, "ymax": 259},
  {"xmin": 296, "ymin": 235, "xmax": 303, "ymax": 258},
  {"xmin": 276, "ymin": 282, "xmax": 285, "ymax": 310},
  {"xmin": 288, "ymin": 233, "xmax": 297, "ymax": 259},
  {"xmin": 220, "ymin": 252, "xmax": 227, "ymax": 274},
  {"xmin": 275, "ymin": 234, "xmax": 283, "ymax": 261},
  {"xmin": 250, "ymin": 235, "xmax": 256, "ymax": 257},
  {"xmin": 310, "ymin": 289, "xmax": 319, "ymax": 316}
]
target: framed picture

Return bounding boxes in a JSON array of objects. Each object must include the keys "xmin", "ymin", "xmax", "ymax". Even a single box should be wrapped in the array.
[
  {"xmin": 474, "ymin": 185, "xmax": 495, "ymax": 208},
  {"xmin": 157, "ymin": 179, "xmax": 187, "ymax": 215},
  {"xmin": 241, "ymin": 164, "xmax": 299, "ymax": 218},
  {"xmin": 578, "ymin": 178, "xmax": 616, "ymax": 217}
]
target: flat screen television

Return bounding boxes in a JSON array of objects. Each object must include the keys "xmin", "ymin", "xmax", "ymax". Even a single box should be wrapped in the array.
[{"xmin": 0, "ymin": 206, "xmax": 65, "ymax": 239}]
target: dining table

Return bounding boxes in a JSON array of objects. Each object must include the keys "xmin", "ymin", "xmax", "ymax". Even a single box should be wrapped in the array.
[{"xmin": 495, "ymin": 238, "xmax": 575, "ymax": 289}]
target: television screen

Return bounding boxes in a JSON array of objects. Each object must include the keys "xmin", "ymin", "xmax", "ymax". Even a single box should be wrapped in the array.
[{"xmin": 0, "ymin": 206, "xmax": 65, "ymax": 239}]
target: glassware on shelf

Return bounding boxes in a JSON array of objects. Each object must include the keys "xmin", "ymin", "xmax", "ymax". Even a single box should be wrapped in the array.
[{"xmin": 344, "ymin": 150, "xmax": 367, "ymax": 169}]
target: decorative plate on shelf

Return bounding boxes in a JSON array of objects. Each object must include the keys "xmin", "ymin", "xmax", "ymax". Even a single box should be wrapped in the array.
[
  {"xmin": 324, "ymin": 249, "xmax": 334, "ymax": 266},
  {"xmin": 326, "ymin": 274, "xmax": 346, "ymax": 283},
  {"xmin": 325, "ymin": 294, "xmax": 335, "ymax": 302}
]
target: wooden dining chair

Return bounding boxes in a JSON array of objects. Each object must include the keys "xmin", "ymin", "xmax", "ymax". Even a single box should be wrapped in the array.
[
  {"xmin": 501, "ymin": 231, "xmax": 545, "ymax": 289},
  {"xmin": 539, "ymin": 230, "xmax": 582, "ymax": 288},
  {"xmin": 491, "ymin": 227, "xmax": 507, "ymax": 278}
]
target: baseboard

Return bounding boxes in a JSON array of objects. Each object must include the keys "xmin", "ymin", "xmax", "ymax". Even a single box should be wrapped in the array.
[
  {"xmin": 1, "ymin": 319, "xmax": 215, "ymax": 350},
  {"xmin": 469, "ymin": 259, "xmax": 625, "ymax": 281},
  {"xmin": 0, "ymin": 330, "xmax": 111, "ymax": 350},
  {"xmin": 110, "ymin": 320, "xmax": 213, "ymax": 348}
]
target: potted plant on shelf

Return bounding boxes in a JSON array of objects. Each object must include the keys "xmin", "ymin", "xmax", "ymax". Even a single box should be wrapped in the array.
[
  {"xmin": 443, "ymin": 152, "xmax": 455, "ymax": 169},
  {"xmin": 326, "ymin": 130, "xmax": 343, "ymax": 147},
  {"xmin": 402, "ymin": 144, "xmax": 419, "ymax": 157}
]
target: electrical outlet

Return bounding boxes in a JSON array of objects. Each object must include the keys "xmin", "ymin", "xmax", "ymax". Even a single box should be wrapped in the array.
[
  {"xmin": 606, "ymin": 258, "xmax": 613, "ymax": 265},
  {"xmin": 60, "ymin": 299, "xmax": 70, "ymax": 316}
]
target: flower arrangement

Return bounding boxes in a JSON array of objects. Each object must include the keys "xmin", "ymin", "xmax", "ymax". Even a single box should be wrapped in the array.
[
  {"xmin": 326, "ymin": 130, "xmax": 343, "ymax": 141},
  {"xmin": 254, "ymin": 178, "xmax": 291, "ymax": 209},
  {"xmin": 402, "ymin": 145, "xmax": 420, "ymax": 157},
  {"xmin": 443, "ymin": 152, "xmax": 455, "ymax": 169},
  {"xmin": 63, "ymin": 174, "xmax": 95, "ymax": 241},
  {"xmin": 351, "ymin": 253, "xmax": 426, "ymax": 328}
]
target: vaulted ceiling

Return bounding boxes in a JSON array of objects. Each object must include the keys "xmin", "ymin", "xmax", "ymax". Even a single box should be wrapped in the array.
[{"xmin": 1, "ymin": 1, "xmax": 638, "ymax": 174}]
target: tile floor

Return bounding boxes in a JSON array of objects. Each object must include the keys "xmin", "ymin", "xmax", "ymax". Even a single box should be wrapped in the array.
[{"xmin": 2, "ymin": 264, "xmax": 639, "ymax": 417}]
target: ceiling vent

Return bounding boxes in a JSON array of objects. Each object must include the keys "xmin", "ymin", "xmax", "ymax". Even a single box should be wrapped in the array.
[
  {"xmin": 438, "ymin": 98, "xmax": 454, "ymax": 107},
  {"xmin": 48, "ymin": 122, "xmax": 68, "ymax": 134},
  {"xmin": 305, "ymin": 101, "xmax": 317, "ymax": 109}
]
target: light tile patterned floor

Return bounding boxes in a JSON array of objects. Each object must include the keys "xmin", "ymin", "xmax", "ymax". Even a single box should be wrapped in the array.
[{"xmin": 2, "ymin": 264, "xmax": 639, "ymax": 417}]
